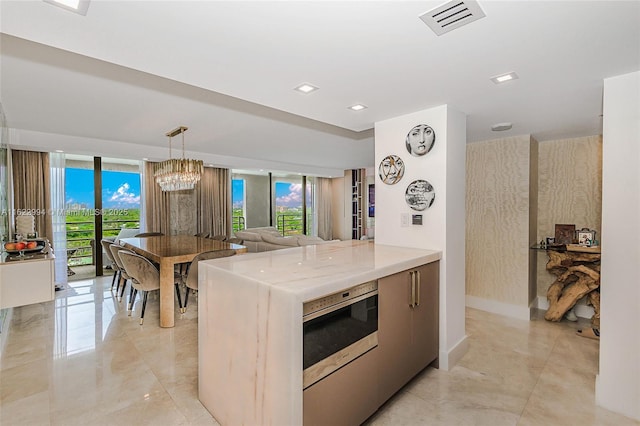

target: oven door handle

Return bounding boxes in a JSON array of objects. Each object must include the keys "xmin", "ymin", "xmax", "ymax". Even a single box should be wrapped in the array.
[{"xmin": 303, "ymin": 290, "xmax": 378, "ymax": 322}]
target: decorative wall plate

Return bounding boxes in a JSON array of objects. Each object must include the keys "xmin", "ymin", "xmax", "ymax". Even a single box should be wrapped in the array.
[
  {"xmin": 405, "ymin": 179, "xmax": 435, "ymax": 211},
  {"xmin": 405, "ymin": 124, "xmax": 435, "ymax": 157},
  {"xmin": 378, "ymin": 154, "xmax": 405, "ymax": 185}
]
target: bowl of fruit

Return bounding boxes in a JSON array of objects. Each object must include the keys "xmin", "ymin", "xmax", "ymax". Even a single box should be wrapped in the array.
[{"xmin": 3, "ymin": 239, "xmax": 46, "ymax": 255}]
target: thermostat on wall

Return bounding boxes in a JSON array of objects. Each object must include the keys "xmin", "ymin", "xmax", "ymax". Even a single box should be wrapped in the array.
[{"xmin": 412, "ymin": 214, "xmax": 423, "ymax": 225}]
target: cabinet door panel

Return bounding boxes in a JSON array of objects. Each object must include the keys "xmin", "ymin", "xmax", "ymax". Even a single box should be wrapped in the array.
[
  {"xmin": 377, "ymin": 270, "xmax": 414, "ymax": 403},
  {"xmin": 411, "ymin": 261, "xmax": 440, "ymax": 370}
]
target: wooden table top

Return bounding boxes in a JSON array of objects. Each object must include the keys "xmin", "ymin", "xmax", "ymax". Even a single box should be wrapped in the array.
[{"xmin": 120, "ymin": 235, "xmax": 247, "ymax": 264}]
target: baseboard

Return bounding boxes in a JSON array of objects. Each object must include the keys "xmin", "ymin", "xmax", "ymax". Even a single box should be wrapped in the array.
[
  {"xmin": 438, "ymin": 333, "xmax": 469, "ymax": 371},
  {"xmin": 534, "ymin": 296, "xmax": 594, "ymax": 319},
  {"xmin": 466, "ymin": 295, "xmax": 530, "ymax": 321}
]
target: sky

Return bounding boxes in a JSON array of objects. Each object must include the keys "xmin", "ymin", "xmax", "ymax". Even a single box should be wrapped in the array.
[
  {"xmin": 65, "ymin": 169, "xmax": 141, "ymax": 208},
  {"xmin": 232, "ymin": 179, "xmax": 306, "ymax": 209}
]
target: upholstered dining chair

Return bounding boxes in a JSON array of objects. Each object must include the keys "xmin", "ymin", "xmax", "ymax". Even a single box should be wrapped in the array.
[
  {"xmin": 226, "ymin": 237, "xmax": 243, "ymax": 245},
  {"xmin": 109, "ymin": 245, "xmax": 135, "ymax": 301},
  {"xmin": 134, "ymin": 232, "xmax": 164, "ymax": 237},
  {"xmin": 117, "ymin": 251, "xmax": 163, "ymax": 325},
  {"xmin": 209, "ymin": 234, "xmax": 227, "ymax": 241},
  {"xmin": 180, "ymin": 249, "xmax": 236, "ymax": 313},
  {"xmin": 194, "ymin": 232, "xmax": 210, "ymax": 238},
  {"xmin": 101, "ymin": 239, "xmax": 119, "ymax": 290}
]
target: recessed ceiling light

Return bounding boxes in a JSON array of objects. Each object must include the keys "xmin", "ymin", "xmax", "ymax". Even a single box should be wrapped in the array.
[
  {"xmin": 294, "ymin": 83, "xmax": 319, "ymax": 94},
  {"xmin": 43, "ymin": 0, "xmax": 90, "ymax": 15},
  {"xmin": 55, "ymin": 150, "xmax": 64, "ymax": 153},
  {"xmin": 491, "ymin": 72, "xmax": 519, "ymax": 84},
  {"xmin": 491, "ymin": 122, "xmax": 513, "ymax": 131},
  {"xmin": 348, "ymin": 104, "xmax": 368, "ymax": 111},
  {"xmin": 142, "ymin": 157, "xmax": 149, "ymax": 161}
]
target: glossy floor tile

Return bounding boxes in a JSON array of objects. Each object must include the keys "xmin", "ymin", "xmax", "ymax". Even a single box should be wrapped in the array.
[{"xmin": 1, "ymin": 276, "xmax": 638, "ymax": 426}]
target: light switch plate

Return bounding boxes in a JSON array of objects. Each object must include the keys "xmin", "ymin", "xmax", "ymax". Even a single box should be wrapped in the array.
[{"xmin": 401, "ymin": 213, "xmax": 411, "ymax": 227}]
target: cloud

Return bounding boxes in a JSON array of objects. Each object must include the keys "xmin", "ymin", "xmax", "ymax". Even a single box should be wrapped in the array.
[
  {"xmin": 276, "ymin": 183, "xmax": 302, "ymax": 207},
  {"xmin": 109, "ymin": 183, "xmax": 140, "ymax": 206}
]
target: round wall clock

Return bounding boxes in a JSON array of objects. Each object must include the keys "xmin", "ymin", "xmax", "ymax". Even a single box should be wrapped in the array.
[
  {"xmin": 378, "ymin": 154, "xmax": 405, "ymax": 185},
  {"xmin": 405, "ymin": 179, "xmax": 435, "ymax": 211},
  {"xmin": 405, "ymin": 124, "xmax": 435, "ymax": 157}
]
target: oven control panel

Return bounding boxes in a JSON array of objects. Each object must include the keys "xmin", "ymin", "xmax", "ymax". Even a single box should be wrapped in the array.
[{"xmin": 303, "ymin": 280, "xmax": 378, "ymax": 317}]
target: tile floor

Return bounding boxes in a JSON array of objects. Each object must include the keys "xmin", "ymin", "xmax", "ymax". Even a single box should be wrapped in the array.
[{"xmin": 0, "ymin": 276, "xmax": 637, "ymax": 426}]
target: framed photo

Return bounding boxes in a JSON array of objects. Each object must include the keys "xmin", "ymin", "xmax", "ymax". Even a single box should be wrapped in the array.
[
  {"xmin": 577, "ymin": 228, "xmax": 596, "ymax": 246},
  {"xmin": 554, "ymin": 224, "xmax": 575, "ymax": 245}
]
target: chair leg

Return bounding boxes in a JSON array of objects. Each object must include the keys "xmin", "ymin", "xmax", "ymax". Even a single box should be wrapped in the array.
[
  {"xmin": 110, "ymin": 270, "xmax": 118, "ymax": 289},
  {"xmin": 183, "ymin": 288, "xmax": 190, "ymax": 313},
  {"xmin": 116, "ymin": 275, "xmax": 125, "ymax": 301},
  {"xmin": 119, "ymin": 278, "xmax": 128, "ymax": 300},
  {"xmin": 140, "ymin": 291, "xmax": 149, "ymax": 325},
  {"xmin": 175, "ymin": 283, "xmax": 183, "ymax": 313},
  {"xmin": 129, "ymin": 289, "xmax": 138, "ymax": 316},
  {"xmin": 128, "ymin": 286, "xmax": 135, "ymax": 314}
]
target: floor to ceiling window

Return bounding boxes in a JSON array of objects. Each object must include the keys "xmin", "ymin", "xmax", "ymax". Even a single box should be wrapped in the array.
[
  {"xmin": 64, "ymin": 155, "xmax": 140, "ymax": 277},
  {"xmin": 232, "ymin": 178, "xmax": 246, "ymax": 232}
]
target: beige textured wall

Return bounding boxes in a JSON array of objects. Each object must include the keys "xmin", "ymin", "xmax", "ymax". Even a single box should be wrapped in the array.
[
  {"xmin": 536, "ymin": 135, "xmax": 602, "ymax": 296},
  {"xmin": 466, "ymin": 135, "xmax": 532, "ymax": 306}
]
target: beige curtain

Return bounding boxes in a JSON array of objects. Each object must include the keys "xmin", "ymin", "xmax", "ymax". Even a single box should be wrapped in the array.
[
  {"xmin": 143, "ymin": 162, "xmax": 171, "ymax": 235},
  {"xmin": 11, "ymin": 149, "xmax": 52, "ymax": 241},
  {"xmin": 316, "ymin": 177, "xmax": 333, "ymax": 241},
  {"xmin": 196, "ymin": 167, "xmax": 231, "ymax": 237}
]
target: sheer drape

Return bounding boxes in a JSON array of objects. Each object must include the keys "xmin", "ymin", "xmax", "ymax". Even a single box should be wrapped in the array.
[
  {"xmin": 316, "ymin": 177, "xmax": 333, "ymax": 241},
  {"xmin": 49, "ymin": 152, "xmax": 67, "ymax": 285},
  {"xmin": 143, "ymin": 162, "xmax": 171, "ymax": 235},
  {"xmin": 11, "ymin": 149, "xmax": 52, "ymax": 241},
  {"xmin": 196, "ymin": 167, "xmax": 231, "ymax": 237}
]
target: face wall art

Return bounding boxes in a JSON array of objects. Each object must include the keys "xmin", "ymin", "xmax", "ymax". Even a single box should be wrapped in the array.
[
  {"xmin": 405, "ymin": 179, "xmax": 435, "ymax": 211},
  {"xmin": 405, "ymin": 124, "xmax": 435, "ymax": 157},
  {"xmin": 378, "ymin": 154, "xmax": 405, "ymax": 185}
]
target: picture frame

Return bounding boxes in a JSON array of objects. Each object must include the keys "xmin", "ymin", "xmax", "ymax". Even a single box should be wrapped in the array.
[
  {"xmin": 577, "ymin": 228, "xmax": 597, "ymax": 246},
  {"xmin": 554, "ymin": 224, "xmax": 575, "ymax": 245}
]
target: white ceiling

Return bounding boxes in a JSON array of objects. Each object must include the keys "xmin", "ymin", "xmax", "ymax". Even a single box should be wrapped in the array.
[{"xmin": 1, "ymin": 1, "xmax": 639, "ymax": 176}]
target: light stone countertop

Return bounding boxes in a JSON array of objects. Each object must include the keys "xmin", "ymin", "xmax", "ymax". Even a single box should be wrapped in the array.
[
  {"xmin": 197, "ymin": 239, "xmax": 441, "ymax": 426},
  {"xmin": 198, "ymin": 239, "xmax": 442, "ymax": 301}
]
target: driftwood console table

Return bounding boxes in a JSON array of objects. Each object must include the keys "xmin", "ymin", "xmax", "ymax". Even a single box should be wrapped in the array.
[{"xmin": 532, "ymin": 244, "xmax": 601, "ymax": 327}]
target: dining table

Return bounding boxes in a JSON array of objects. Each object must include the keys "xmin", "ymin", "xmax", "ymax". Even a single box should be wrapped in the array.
[{"xmin": 119, "ymin": 235, "xmax": 247, "ymax": 327}]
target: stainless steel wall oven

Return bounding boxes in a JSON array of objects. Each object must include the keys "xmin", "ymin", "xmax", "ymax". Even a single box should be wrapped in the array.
[{"xmin": 302, "ymin": 281, "xmax": 378, "ymax": 389}]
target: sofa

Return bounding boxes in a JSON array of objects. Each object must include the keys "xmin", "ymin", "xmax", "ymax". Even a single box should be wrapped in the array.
[{"xmin": 234, "ymin": 227, "xmax": 335, "ymax": 253}]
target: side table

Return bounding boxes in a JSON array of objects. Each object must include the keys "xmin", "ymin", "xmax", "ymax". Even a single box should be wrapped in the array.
[{"xmin": 531, "ymin": 244, "xmax": 601, "ymax": 327}]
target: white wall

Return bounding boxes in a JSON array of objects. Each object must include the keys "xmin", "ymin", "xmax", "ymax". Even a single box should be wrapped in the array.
[
  {"xmin": 596, "ymin": 71, "xmax": 640, "ymax": 420},
  {"xmin": 374, "ymin": 105, "xmax": 468, "ymax": 370}
]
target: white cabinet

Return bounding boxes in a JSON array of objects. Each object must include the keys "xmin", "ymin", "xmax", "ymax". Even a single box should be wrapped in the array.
[{"xmin": 0, "ymin": 254, "xmax": 55, "ymax": 309}]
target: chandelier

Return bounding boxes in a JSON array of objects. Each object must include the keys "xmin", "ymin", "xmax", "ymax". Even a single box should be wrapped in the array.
[{"xmin": 154, "ymin": 126, "xmax": 204, "ymax": 191}]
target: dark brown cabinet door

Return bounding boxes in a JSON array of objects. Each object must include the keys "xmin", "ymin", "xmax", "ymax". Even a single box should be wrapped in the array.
[{"xmin": 377, "ymin": 261, "xmax": 440, "ymax": 403}]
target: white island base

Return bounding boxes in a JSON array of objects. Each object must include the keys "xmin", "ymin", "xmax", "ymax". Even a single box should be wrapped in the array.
[{"xmin": 198, "ymin": 240, "xmax": 441, "ymax": 425}]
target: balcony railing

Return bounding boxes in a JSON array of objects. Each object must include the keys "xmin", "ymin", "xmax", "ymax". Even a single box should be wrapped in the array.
[
  {"xmin": 66, "ymin": 219, "xmax": 139, "ymax": 266},
  {"xmin": 232, "ymin": 216, "xmax": 245, "ymax": 233}
]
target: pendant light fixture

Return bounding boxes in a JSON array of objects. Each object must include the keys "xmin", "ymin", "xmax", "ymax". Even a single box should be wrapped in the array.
[{"xmin": 154, "ymin": 126, "xmax": 204, "ymax": 191}]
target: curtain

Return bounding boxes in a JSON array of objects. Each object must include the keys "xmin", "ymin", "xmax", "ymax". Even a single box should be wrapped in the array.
[
  {"xmin": 316, "ymin": 177, "xmax": 333, "ymax": 240},
  {"xmin": 196, "ymin": 167, "xmax": 231, "ymax": 237},
  {"xmin": 49, "ymin": 152, "xmax": 67, "ymax": 285},
  {"xmin": 143, "ymin": 162, "xmax": 171, "ymax": 235},
  {"xmin": 11, "ymin": 149, "xmax": 52, "ymax": 241}
]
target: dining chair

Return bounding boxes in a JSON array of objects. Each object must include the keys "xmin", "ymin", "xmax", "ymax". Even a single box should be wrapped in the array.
[
  {"xmin": 100, "ymin": 239, "xmax": 119, "ymax": 290},
  {"xmin": 180, "ymin": 249, "xmax": 236, "ymax": 313},
  {"xmin": 109, "ymin": 245, "xmax": 135, "ymax": 301},
  {"xmin": 226, "ymin": 237, "xmax": 243, "ymax": 245},
  {"xmin": 194, "ymin": 232, "xmax": 209, "ymax": 238},
  {"xmin": 134, "ymin": 232, "xmax": 164, "ymax": 237},
  {"xmin": 118, "ymin": 251, "xmax": 162, "ymax": 325},
  {"xmin": 210, "ymin": 234, "xmax": 227, "ymax": 241}
]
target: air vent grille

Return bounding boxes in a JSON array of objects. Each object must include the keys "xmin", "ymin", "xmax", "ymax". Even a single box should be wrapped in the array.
[{"xmin": 419, "ymin": 0, "xmax": 486, "ymax": 36}]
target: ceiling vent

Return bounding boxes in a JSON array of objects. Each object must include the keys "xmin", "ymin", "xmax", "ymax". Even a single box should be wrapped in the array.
[{"xmin": 419, "ymin": 0, "xmax": 486, "ymax": 36}]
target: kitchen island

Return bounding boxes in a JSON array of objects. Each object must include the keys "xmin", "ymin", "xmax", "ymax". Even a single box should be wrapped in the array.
[{"xmin": 198, "ymin": 239, "xmax": 441, "ymax": 425}]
